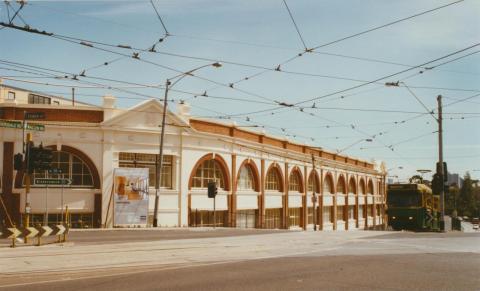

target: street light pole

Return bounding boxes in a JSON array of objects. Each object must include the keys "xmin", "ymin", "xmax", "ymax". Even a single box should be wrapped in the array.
[
  {"xmin": 153, "ymin": 79, "xmax": 170, "ymax": 228},
  {"xmin": 152, "ymin": 62, "xmax": 222, "ymax": 227}
]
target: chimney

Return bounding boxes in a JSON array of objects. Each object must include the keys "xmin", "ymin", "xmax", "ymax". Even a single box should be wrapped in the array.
[
  {"xmin": 103, "ymin": 94, "xmax": 116, "ymax": 120},
  {"xmin": 177, "ymin": 101, "xmax": 191, "ymax": 123}
]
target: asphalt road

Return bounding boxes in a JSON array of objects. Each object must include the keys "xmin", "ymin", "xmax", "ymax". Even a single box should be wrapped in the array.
[
  {"xmin": 1, "ymin": 230, "xmax": 479, "ymax": 291},
  {"xmin": 2, "ymin": 253, "xmax": 479, "ymax": 291}
]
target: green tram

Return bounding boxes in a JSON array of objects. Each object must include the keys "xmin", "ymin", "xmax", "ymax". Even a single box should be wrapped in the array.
[{"xmin": 387, "ymin": 183, "xmax": 441, "ymax": 231}]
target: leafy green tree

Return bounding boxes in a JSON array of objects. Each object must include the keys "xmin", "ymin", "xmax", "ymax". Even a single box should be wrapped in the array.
[
  {"xmin": 458, "ymin": 173, "xmax": 478, "ymax": 218},
  {"xmin": 445, "ymin": 185, "xmax": 459, "ymax": 216}
]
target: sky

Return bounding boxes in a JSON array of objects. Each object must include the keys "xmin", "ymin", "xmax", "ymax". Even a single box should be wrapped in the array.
[{"xmin": 0, "ymin": 0, "xmax": 479, "ymax": 182}]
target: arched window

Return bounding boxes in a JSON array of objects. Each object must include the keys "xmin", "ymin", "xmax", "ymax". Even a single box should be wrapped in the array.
[
  {"xmin": 238, "ymin": 165, "xmax": 255, "ymax": 190},
  {"xmin": 265, "ymin": 167, "xmax": 282, "ymax": 191},
  {"xmin": 349, "ymin": 178, "xmax": 356, "ymax": 195},
  {"xmin": 359, "ymin": 179, "xmax": 366, "ymax": 195},
  {"xmin": 289, "ymin": 170, "xmax": 302, "ymax": 192},
  {"xmin": 192, "ymin": 159, "xmax": 225, "ymax": 189},
  {"xmin": 307, "ymin": 172, "xmax": 319, "ymax": 193},
  {"xmin": 367, "ymin": 180, "xmax": 374, "ymax": 195},
  {"xmin": 337, "ymin": 176, "xmax": 346, "ymax": 194},
  {"xmin": 323, "ymin": 176, "xmax": 334, "ymax": 194},
  {"xmin": 30, "ymin": 151, "xmax": 94, "ymax": 187}
]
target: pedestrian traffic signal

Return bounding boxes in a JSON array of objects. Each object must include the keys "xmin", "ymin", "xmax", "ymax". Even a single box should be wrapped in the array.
[
  {"xmin": 207, "ymin": 181, "xmax": 217, "ymax": 198},
  {"xmin": 14, "ymin": 153, "xmax": 24, "ymax": 171}
]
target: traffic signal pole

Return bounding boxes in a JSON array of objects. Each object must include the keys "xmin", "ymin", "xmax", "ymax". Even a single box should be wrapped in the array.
[
  {"xmin": 437, "ymin": 95, "xmax": 445, "ymax": 232},
  {"xmin": 311, "ymin": 154, "xmax": 317, "ymax": 231},
  {"xmin": 24, "ymin": 133, "xmax": 32, "ymax": 243}
]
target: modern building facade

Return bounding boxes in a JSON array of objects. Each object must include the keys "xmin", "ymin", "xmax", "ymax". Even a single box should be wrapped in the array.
[{"xmin": 0, "ymin": 83, "xmax": 387, "ymax": 230}]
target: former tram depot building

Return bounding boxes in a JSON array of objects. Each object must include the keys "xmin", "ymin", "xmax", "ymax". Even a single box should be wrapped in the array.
[{"xmin": 0, "ymin": 83, "xmax": 387, "ymax": 230}]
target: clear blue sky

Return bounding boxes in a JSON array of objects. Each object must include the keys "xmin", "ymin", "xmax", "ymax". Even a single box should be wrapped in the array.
[{"xmin": 1, "ymin": 0, "xmax": 479, "ymax": 182}]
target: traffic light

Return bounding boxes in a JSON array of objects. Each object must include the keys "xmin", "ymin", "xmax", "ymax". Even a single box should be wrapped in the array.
[
  {"xmin": 26, "ymin": 144, "xmax": 53, "ymax": 173},
  {"xmin": 26, "ymin": 145, "xmax": 42, "ymax": 174},
  {"xmin": 207, "ymin": 181, "xmax": 217, "ymax": 198},
  {"xmin": 38, "ymin": 147, "xmax": 53, "ymax": 170},
  {"xmin": 431, "ymin": 173, "xmax": 442, "ymax": 195},
  {"xmin": 13, "ymin": 153, "xmax": 24, "ymax": 171},
  {"xmin": 436, "ymin": 162, "xmax": 448, "ymax": 182}
]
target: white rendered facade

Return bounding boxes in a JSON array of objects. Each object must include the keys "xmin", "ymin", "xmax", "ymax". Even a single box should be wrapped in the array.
[{"xmin": 0, "ymin": 85, "xmax": 387, "ymax": 230}]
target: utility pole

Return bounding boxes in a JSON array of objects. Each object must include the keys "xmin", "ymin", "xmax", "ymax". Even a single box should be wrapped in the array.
[
  {"xmin": 311, "ymin": 154, "xmax": 317, "ymax": 231},
  {"xmin": 437, "ymin": 95, "xmax": 445, "ymax": 232},
  {"xmin": 71, "ymin": 87, "xmax": 75, "ymax": 106}
]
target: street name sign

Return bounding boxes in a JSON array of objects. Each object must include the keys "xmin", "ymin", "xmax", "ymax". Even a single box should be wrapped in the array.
[
  {"xmin": 25, "ymin": 112, "xmax": 45, "ymax": 120},
  {"xmin": 0, "ymin": 120, "xmax": 45, "ymax": 131},
  {"xmin": 34, "ymin": 178, "xmax": 71, "ymax": 185}
]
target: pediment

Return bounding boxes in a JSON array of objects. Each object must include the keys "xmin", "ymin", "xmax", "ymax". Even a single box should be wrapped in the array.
[{"xmin": 101, "ymin": 99, "xmax": 190, "ymax": 131}]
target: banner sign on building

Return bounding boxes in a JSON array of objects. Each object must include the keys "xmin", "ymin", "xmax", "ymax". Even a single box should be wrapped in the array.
[{"xmin": 113, "ymin": 168, "xmax": 149, "ymax": 226}]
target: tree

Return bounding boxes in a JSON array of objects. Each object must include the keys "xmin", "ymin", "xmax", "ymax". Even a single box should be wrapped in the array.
[
  {"xmin": 445, "ymin": 184, "xmax": 459, "ymax": 216},
  {"xmin": 458, "ymin": 173, "xmax": 478, "ymax": 218}
]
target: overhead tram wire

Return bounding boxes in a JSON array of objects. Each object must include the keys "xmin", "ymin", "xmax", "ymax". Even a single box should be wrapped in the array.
[
  {"xmin": 0, "ymin": 22, "xmax": 280, "ymax": 105},
  {"xmin": 2, "ymin": 23, "xmax": 477, "ymax": 93},
  {"xmin": 149, "ymin": 0, "xmax": 169, "ymax": 36},
  {"xmin": 26, "ymin": 0, "xmax": 477, "ymax": 77},
  {"xmin": 296, "ymin": 43, "xmax": 480, "ymax": 106},
  {"xmin": 7, "ymin": 38, "xmax": 478, "ymax": 121},
  {"xmin": 0, "ymin": 60, "xmax": 281, "ymax": 107},
  {"xmin": 214, "ymin": 0, "xmax": 466, "ymax": 89},
  {"xmin": 282, "ymin": 0, "xmax": 308, "ymax": 50},
  {"xmin": 359, "ymin": 131, "xmax": 438, "ymax": 151},
  {"xmin": 197, "ymin": 42, "xmax": 480, "ymax": 121}
]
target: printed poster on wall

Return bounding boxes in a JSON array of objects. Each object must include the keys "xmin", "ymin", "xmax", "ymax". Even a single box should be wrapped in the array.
[{"xmin": 114, "ymin": 168, "xmax": 149, "ymax": 226}]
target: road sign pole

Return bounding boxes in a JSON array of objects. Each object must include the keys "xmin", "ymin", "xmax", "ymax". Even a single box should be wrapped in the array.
[
  {"xmin": 61, "ymin": 173, "xmax": 64, "ymax": 224},
  {"xmin": 45, "ymin": 170, "xmax": 49, "ymax": 226},
  {"xmin": 213, "ymin": 195, "xmax": 216, "ymax": 229}
]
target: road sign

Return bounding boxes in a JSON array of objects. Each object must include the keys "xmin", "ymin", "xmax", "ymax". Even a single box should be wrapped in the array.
[
  {"xmin": 26, "ymin": 123, "xmax": 45, "ymax": 131},
  {"xmin": 1, "ymin": 227, "xmax": 22, "ymax": 239},
  {"xmin": 34, "ymin": 178, "xmax": 71, "ymax": 185},
  {"xmin": 0, "ymin": 120, "xmax": 23, "ymax": 129},
  {"xmin": 23, "ymin": 227, "xmax": 39, "ymax": 238},
  {"xmin": 25, "ymin": 112, "xmax": 45, "ymax": 120},
  {"xmin": 53, "ymin": 225, "xmax": 66, "ymax": 236},
  {"xmin": 36, "ymin": 225, "xmax": 53, "ymax": 237},
  {"xmin": 48, "ymin": 168, "xmax": 63, "ymax": 174},
  {"xmin": 0, "ymin": 120, "xmax": 45, "ymax": 131}
]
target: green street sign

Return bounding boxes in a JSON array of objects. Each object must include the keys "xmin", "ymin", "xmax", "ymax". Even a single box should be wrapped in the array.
[
  {"xmin": 0, "ymin": 120, "xmax": 45, "ymax": 131},
  {"xmin": 0, "ymin": 120, "xmax": 23, "ymax": 129},
  {"xmin": 34, "ymin": 178, "xmax": 71, "ymax": 185},
  {"xmin": 26, "ymin": 123, "xmax": 45, "ymax": 131}
]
